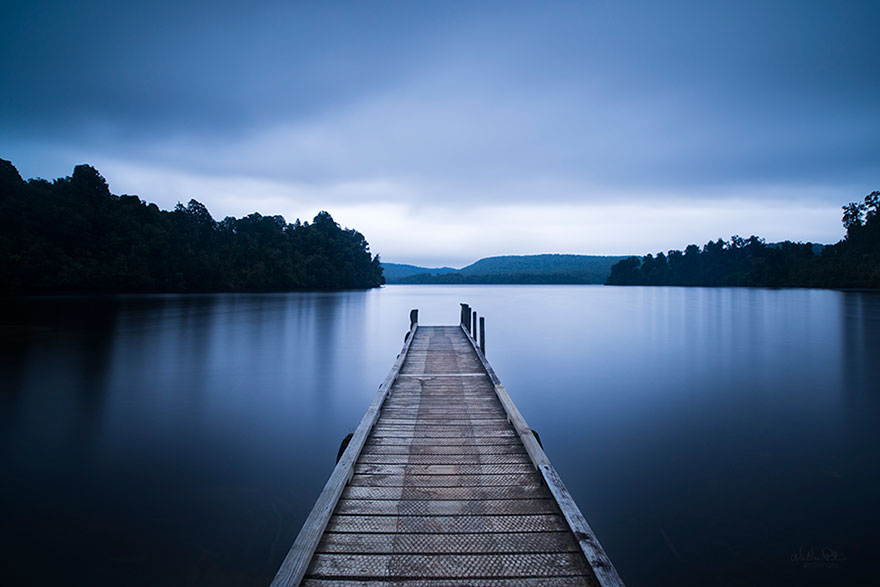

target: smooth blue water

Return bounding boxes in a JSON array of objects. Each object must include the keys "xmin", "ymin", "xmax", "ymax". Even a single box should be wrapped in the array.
[{"xmin": 1, "ymin": 286, "xmax": 877, "ymax": 585}]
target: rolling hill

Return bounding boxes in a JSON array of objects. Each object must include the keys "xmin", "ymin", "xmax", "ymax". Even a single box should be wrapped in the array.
[{"xmin": 382, "ymin": 254, "xmax": 629, "ymax": 284}]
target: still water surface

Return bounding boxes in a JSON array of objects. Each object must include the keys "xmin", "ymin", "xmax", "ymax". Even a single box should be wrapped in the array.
[{"xmin": 1, "ymin": 285, "xmax": 878, "ymax": 585}]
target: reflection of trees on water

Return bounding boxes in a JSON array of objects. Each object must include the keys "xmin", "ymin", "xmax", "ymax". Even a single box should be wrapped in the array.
[
  {"xmin": 842, "ymin": 292, "xmax": 880, "ymax": 429},
  {"xmin": 0, "ymin": 297, "xmax": 118, "ymax": 468}
]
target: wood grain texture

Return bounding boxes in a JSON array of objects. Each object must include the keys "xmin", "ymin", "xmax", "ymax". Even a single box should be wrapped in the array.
[
  {"xmin": 356, "ymin": 453, "xmax": 531, "ymax": 465},
  {"xmin": 363, "ymin": 436, "xmax": 524, "ymax": 446},
  {"xmin": 459, "ymin": 323, "xmax": 625, "ymax": 587},
  {"xmin": 324, "ymin": 514, "xmax": 572, "ymax": 534},
  {"xmin": 340, "ymin": 485, "xmax": 549, "ymax": 501},
  {"xmin": 348, "ymin": 473, "xmax": 540, "ymax": 488},
  {"xmin": 270, "ymin": 324, "xmax": 419, "ymax": 587},
  {"xmin": 361, "ymin": 443, "xmax": 526, "ymax": 456},
  {"xmin": 276, "ymin": 323, "xmax": 619, "ymax": 586},
  {"xmin": 334, "ymin": 498, "xmax": 559, "ymax": 516},
  {"xmin": 303, "ymin": 578, "xmax": 592, "ymax": 586},
  {"xmin": 316, "ymin": 531, "xmax": 580, "ymax": 554},
  {"xmin": 307, "ymin": 552, "xmax": 591, "ymax": 579},
  {"xmin": 353, "ymin": 463, "xmax": 535, "ymax": 476}
]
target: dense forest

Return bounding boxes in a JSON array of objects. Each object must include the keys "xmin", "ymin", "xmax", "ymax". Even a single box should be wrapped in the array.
[
  {"xmin": 0, "ymin": 159, "xmax": 384, "ymax": 293},
  {"xmin": 607, "ymin": 191, "xmax": 880, "ymax": 288}
]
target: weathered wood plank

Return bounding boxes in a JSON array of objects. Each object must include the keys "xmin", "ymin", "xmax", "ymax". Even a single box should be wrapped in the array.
[
  {"xmin": 459, "ymin": 323, "xmax": 624, "ymax": 587},
  {"xmin": 379, "ymin": 409, "xmax": 508, "ymax": 417},
  {"xmin": 397, "ymin": 372, "xmax": 487, "ymax": 377},
  {"xmin": 386, "ymin": 397, "xmax": 498, "ymax": 403},
  {"xmin": 334, "ymin": 498, "xmax": 559, "ymax": 516},
  {"xmin": 306, "ymin": 552, "xmax": 591, "ymax": 579},
  {"xmin": 316, "ymin": 531, "xmax": 580, "ymax": 554},
  {"xmin": 370, "ymin": 427, "xmax": 515, "ymax": 436},
  {"xmin": 341, "ymin": 485, "xmax": 549, "ymax": 501},
  {"xmin": 364, "ymin": 436, "xmax": 523, "ymax": 446},
  {"xmin": 324, "ymin": 513, "xmax": 571, "ymax": 533},
  {"xmin": 361, "ymin": 443, "xmax": 528, "ymax": 457},
  {"xmin": 356, "ymin": 453, "xmax": 531, "ymax": 465},
  {"xmin": 378, "ymin": 413, "xmax": 509, "ymax": 421},
  {"xmin": 541, "ymin": 464, "xmax": 625, "ymax": 587},
  {"xmin": 348, "ymin": 473, "xmax": 538, "ymax": 487},
  {"xmin": 270, "ymin": 323, "xmax": 419, "ymax": 587},
  {"xmin": 303, "ymin": 578, "xmax": 593, "ymax": 586},
  {"xmin": 392, "ymin": 390, "xmax": 495, "ymax": 395},
  {"xmin": 375, "ymin": 418, "xmax": 510, "ymax": 426},
  {"xmin": 369, "ymin": 429, "xmax": 518, "ymax": 439},
  {"xmin": 380, "ymin": 403, "xmax": 503, "ymax": 411},
  {"xmin": 361, "ymin": 443, "xmax": 526, "ymax": 456},
  {"xmin": 278, "ymin": 321, "xmax": 619, "ymax": 587},
  {"xmin": 353, "ymin": 463, "xmax": 534, "ymax": 476},
  {"xmin": 384, "ymin": 392, "xmax": 498, "ymax": 399},
  {"xmin": 372, "ymin": 422, "xmax": 514, "ymax": 430}
]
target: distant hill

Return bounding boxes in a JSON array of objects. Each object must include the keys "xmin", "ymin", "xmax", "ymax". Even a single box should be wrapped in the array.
[
  {"xmin": 382, "ymin": 254, "xmax": 629, "ymax": 284},
  {"xmin": 381, "ymin": 263, "xmax": 458, "ymax": 282}
]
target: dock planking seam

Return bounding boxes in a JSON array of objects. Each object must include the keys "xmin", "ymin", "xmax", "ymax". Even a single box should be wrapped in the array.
[
  {"xmin": 270, "ymin": 323, "xmax": 420, "ymax": 587},
  {"xmin": 274, "ymin": 318, "xmax": 621, "ymax": 586},
  {"xmin": 459, "ymin": 323, "xmax": 624, "ymax": 587}
]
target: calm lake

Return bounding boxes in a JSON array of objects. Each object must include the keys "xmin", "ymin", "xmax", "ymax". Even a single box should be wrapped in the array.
[{"xmin": 1, "ymin": 285, "xmax": 877, "ymax": 585}]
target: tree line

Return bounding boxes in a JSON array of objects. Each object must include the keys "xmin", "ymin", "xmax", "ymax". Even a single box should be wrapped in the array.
[
  {"xmin": 606, "ymin": 191, "xmax": 880, "ymax": 288},
  {"xmin": 0, "ymin": 159, "xmax": 384, "ymax": 293}
]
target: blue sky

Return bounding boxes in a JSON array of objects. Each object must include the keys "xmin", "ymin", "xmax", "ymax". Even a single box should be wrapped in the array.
[{"xmin": 2, "ymin": 0, "xmax": 878, "ymax": 266}]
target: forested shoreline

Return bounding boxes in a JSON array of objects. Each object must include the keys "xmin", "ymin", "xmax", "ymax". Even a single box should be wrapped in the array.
[
  {"xmin": 0, "ymin": 159, "xmax": 384, "ymax": 293},
  {"xmin": 607, "ymin": 191, "xmax": 880, "ymax": 289}
]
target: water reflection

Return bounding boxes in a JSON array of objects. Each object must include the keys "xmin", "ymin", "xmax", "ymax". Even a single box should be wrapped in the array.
[{"xmin": 0, "ymin": 287, "xmax": 877, "ymax": 585}]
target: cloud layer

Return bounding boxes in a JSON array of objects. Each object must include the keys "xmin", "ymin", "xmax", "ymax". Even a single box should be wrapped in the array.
[{"xmin": 3, "ymin": 0, "xmax": 878, "ymax": 265}]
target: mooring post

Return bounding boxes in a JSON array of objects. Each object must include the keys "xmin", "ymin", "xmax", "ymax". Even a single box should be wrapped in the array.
[
  {"xmin": 472, "ymin": 311, "xmax": 478, "ymax": 339},
  {"xmin": 460, "ymin": 303, "xmax": 469, "ymax": 327},
  {"xmin": 479, "ymin": 316, "xmax": 485, "ymax": 354},
  {"xmin": 409, "ymin": 308, "xmax": 419, "ymax": 330}
]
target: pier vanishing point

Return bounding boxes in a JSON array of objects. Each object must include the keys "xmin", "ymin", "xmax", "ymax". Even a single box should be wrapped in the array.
[{"xmin": 272, "ymin": 305, "xmax": 623, "ymax": 586}]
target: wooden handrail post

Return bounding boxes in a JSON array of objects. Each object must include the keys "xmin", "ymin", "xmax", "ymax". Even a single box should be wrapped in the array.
[
  {"xmin": 479, "ymin": 316, "xmax": 485, "ymax": 354},
  {"xmin": 460, "ymin": 303, "xmax": 469, "ymax": 327},
  {"xmin": 472, "ymin": 311, "xmax": 478, "ymax": 339}
]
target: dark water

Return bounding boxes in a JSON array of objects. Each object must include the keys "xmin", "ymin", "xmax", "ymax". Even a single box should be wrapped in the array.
[{"xmin": 1, "ymin": 286, "xmax": 877, "ymax": 586}]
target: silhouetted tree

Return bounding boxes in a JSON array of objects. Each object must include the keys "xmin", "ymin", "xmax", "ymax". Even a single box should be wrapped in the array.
[
  {"xmin": 0, "ymin": 159, "xmax": 384, "ymax": 293},
  {"xmin": 607, "ymin": 190, "xmax": 880, "ymax": 289}
]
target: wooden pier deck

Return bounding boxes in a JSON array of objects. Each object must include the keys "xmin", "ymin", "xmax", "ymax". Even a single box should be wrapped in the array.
[{"xmin": 272, "ymin": 309, "xmax": 623, "ymax": 586}]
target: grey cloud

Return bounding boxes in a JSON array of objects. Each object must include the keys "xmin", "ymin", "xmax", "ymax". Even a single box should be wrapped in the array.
[{"xmin": 2, "ymin": 0, "xmax": 878, "ymax": 207}]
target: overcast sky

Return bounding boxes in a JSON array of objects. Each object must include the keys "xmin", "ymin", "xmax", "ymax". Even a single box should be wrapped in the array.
[{"xmin": 2, "ymin": 1, "xmax": 878, "ymax": 267}]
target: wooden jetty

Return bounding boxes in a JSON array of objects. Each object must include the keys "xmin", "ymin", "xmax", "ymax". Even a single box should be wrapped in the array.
[{"xmin": 272, "ymin": 306, "xmax": 623, "ymax": 586}]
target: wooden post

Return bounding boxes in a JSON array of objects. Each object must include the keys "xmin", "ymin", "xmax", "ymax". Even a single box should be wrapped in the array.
[
  {"xmin": 460, "ymin": 303, "xmax": 469, "ymax": 327},
  {"xmin": 409, "ymin": 308, "xmax": 418, "ymax": 329},
  {"xmin": 479, "ymin": 316, "xmax": 485, "ymax": 354},
  {"xmin": 472, "ymin": 311, "xmax": 478, "ymax": 340}
]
